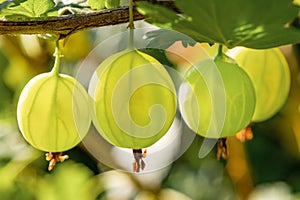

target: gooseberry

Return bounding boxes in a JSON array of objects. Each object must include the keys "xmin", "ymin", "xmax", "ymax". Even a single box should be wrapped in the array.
[
  {"xmin": 17, "ymin": 71, "xmax": 91, "ymax": 152},
  {"xmin": 178, "ymin": 56, "xmax": 256, "ymax": 138},
  {"xmin": 228, "ymin": 47, "xmax": 291, "ymax": 122},
  {"xmin": 88, "ymin": 49, "xmax": 177, "ymax": 149}
]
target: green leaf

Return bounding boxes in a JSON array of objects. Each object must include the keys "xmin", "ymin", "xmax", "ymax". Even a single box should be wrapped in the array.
[
  {"xmin": 88, "ymin": 0, "xmax": 120, "ymax": 9},
  {"xmin": 144, "ymin": 29, "xmax": 196, "ymax": 49},
  {"xmin": 0, "ymin": 0, "xmax": 55, "ymax": 18},
  {"xmin": 104, "ymin": 0, "xmax": 120, "ymax": 9},
  {"xmin": 88, "ymin": 0, "xmax": 105, "ymax": 10},
  {"xmin": 0, "ymin": 52, "xmax": 13, "ymax": 113},
  {"xmin": 37, "ymin": 162, "xmax": 100, "ymax": 200},
  {"xmin": 137, "ymin": 0, "xmax": 300, "ymax": 49},
  {"xmin": 47, "ymin": 2, "xmax": 91, "ymax": 15}
]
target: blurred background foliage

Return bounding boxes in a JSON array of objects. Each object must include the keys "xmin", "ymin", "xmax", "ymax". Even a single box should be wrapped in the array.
[{"xmin": 1, "ymin": 21, "xmax": 300, "ymax": 200}]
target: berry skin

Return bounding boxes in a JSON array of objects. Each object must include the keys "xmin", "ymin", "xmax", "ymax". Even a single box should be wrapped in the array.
[
  {"xmin": 89, "ymin": 49, "xmax": 177, "ymax": 149},
  {"xmin": 229, "ymin": 47, "xmax": 290, "ymax": 122},
  {"xmin": 178, "ymin": 58, "xmax": 256, "ymax": 138},
  {"xmin": 17, "ymin": 72, "xmax": 91, "ymax": 152}
]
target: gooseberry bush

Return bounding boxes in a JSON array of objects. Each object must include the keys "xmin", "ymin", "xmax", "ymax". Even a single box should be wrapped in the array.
[
  {"xmin": 1, "ymin": 0, "xmax": 300, "ymax": 198},
  {"xmin": 3, "ymin": 0, "xmax": 297, "ymax": 167}
]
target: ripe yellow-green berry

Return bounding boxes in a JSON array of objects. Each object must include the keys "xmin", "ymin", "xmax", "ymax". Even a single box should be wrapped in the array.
[
  {"xmin": 89, "ymin": 49, "xmax": 177, "ymax": 149},
  {"xmin": 178, "ymin": 57, "xmax": 256, "ymax": 138},
  {"xmin": 230, "ymin": 47, "xmax": 290, "ymax": 122},
  {"xmin": 17, "ymin": 72, "xmax": 91, "ymax": 152}
]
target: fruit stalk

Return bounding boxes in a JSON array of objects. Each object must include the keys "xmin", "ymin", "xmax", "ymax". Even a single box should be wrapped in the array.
[
  {"xmin": 217, "ymin": 44, "xmax": 223, "ymax": 57},
  {"xmin": 215, "ymin": 44, "xmax": 235, "ymax": 63},
  {"xmin": 51, "ymin": 40, "xmax": 62, "ymax": 76},
  {"xmin": 127, "ymin": 0, "xmax": 135, "ymax": 50},
  {"xmin": 214, "ymin": 44, "xmax": 227, "ymax": 62}
]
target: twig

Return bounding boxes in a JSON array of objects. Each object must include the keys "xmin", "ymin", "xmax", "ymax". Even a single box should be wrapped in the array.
[{"xmin": 0, "ymin": 1, "xmax": 177, "ymax": 39}]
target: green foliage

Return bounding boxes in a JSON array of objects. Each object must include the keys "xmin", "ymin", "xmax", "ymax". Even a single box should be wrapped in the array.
[
  {"xmin": 104, "ymin": 0, "xmax": 120, "ymax": 9},
  {"xmin": 137, "ymin": 0, "xmax": 300, "ymax": 49},
  {"xmin": 87, "ymin": 0, "xmax": 120, "ymax": 10},
  {"xmin": 88, "ymin": 0, "xmax": 105, "ymax": 10},
  {"xmin": 1, "ymin": 1, "xmax": 300, "ymax": 199},
  {"xmin": 46, "ymin": 2, "xmax": 91, "ymax": 16},
  {"xmin": 0, "ymin": 52, "xmax": 13, "ymax": 113},
  {"xmin": 36, "ymin": 162, "xmax": 100, "ymax": 200},
  {"xmin": 0, "ymin": 0, "xmax": 122, "ymax": 18},
  {"xmin": 144, "ymin": 29, "xmax": 196, "ymax": 49},
  {"xmin": 0, "ymin": 0, "xmax": 55, "ymax": 18}
]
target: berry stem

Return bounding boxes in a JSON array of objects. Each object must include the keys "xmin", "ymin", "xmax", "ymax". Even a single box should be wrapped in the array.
[
  {"xmin": 127, "ymin": 0, "xmax": 135, "ymax": 50},
  {"xmin": 217, "ymin": 44, "xmax": 224, "ymax": 57},
  {"xmin": 128, "ymin": 0, "xmax": 135, "ymax": 30},
  {"xmin": 51, "ymin": 40, "xmax": 62, "ymax": 76},
  {"xmin": 215, "ymin": 44, "xmax": 236, "ymax": 63},
  {"xmin": 214, "ymin": 44, "xmax": 225, "ymax": 61}
]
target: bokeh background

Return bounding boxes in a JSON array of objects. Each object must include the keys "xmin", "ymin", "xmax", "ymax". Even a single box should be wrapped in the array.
[{"xmin": 1, "ymin": 21, "xmax": 300, "ymax": 200}]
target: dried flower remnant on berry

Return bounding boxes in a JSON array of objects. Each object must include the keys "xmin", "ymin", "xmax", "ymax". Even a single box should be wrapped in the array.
[
  {"xmin": 45, "ymin": 152, "xmax": 69, "ymax": 171},
  {"xmin": 236, "ymin": 125, "xmax": 253, "ymax": 142},
  {"xmin": 217, "ymin": 138, "xmax": 228, "ymax": 160},
  {"xmin": 132, "ymin": 149, "xmax": 147, "ymax": 173}
]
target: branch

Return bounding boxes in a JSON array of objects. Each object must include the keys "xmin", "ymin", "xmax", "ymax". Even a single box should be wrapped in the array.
[{"xmin": 0, "ymin": 1, "xmax": 177, "ymax": 39}]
